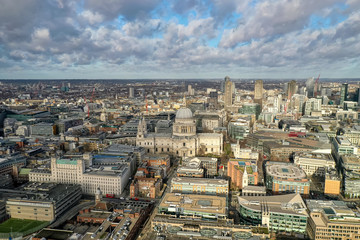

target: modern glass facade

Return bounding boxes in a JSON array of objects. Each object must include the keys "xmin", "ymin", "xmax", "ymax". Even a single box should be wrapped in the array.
[{"xmin": 238, "ymin": 204, "xmax": 307, "ymax": 233}]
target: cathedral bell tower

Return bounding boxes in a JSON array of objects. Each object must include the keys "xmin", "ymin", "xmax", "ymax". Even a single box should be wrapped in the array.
[{"xmin": 137, "ymin": 116, "xmax": 147, "ymax": 139}]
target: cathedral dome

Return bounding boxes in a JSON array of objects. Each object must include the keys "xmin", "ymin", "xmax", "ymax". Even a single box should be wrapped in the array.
[{"xmin": 176, "ymin": 108, "xmax": 193, "ymax": 119}]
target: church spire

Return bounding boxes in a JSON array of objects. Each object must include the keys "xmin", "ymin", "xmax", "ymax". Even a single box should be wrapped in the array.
[{"xmin": 137, "ymin": 115, "xmax": 147, "ymax": 139}]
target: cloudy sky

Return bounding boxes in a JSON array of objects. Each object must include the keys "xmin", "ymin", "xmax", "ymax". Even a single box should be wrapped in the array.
[{"xmin": 0, "ymin": 0, "xmax": 359, "ymax": 79}]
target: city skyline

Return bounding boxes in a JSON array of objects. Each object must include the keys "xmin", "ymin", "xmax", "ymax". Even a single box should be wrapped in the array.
[{"xmin": 0, "ymin": 0, "xmax": 360, "ymax": 79}]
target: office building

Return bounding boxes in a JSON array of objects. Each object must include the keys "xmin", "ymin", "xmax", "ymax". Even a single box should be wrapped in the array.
[
  {"xmin": 228, "ymin": 159, "xmax": 258, "ymax": 189},
  {"xmin": 336, "ymin": 109, "xmax": 358, "ymax": 121},
  {"xmin": 171, "ymin": 177, "xmax": 228, "ymax": 196},
  {"xmin": 182, "ymin": 156, "xmax": 218, "ymax": 176},
  {"xmin": 224, "ymin": 76, "xmax": 233, "ymax": 109},
  {"xmin": 306, "ymin": 77, "xmax": 315, "ymax": 98},
  {"xmin": 231, "ymin": 144, "xmax": 259, "ymax": 160},
  {"xmin": 30, "ymin": 122, "xmax": 56, "ymax": 136},
  {"xmin": 304, "ymin": 98, "xmax": 322, "ymax": 116},
  {"xmin": 324, "ymin": 168, "xmax": 341, "ymax": 195},
  {"xmin": 290, "ymin": 94, "xmax": 306, "ymax": 113},
  {"xmin": 187, "ymin": 85, "xmax": 194, "ymax": 96},
  {"xmin": 307, "ymin": 200, "xmax": 360, "ymax": 239},
  {"xmin": 339, "ymin": 154, "xmax": 360, "ymax": 198},
  {"xmin": 29, "ymin": 156, "xmax": 131, "ymax": 196},
  {"xmin": 340, "ymin": 83, "xmax": 348, "ymax": 106},
  {"xmin": 238, "ymin": 193, "xmax": 308, "ymax": 234},
  {"xmin": 0, "ymin": 154, "xmax": 26, "ymax": 176},
  {"xmin": 159, "ymin": 193, "xmax": 227, "ymax": 220},
  {"xmin": 56, "ymin": 118, "xmax": 83, "ymax": 133},
  {"xmin": 293, "ymin": 152, "xmax": 335, "ymax": 176},
  {"xmin": 254, "ymin": 79, "xmax": 263, "ymax": 100},
  {"xmin": 130, "ymin": 177, "xmax": 162, "ymax": 199},
  {"xmin": 143, "ymin": 154, "xmax": 171, "ymax": 174},
  {"xmin": 241, "ymin": 185, "xmax": 266, "ymax": 196},
  {"xmin": 331, "ymin": 136, "xmax": 358, "ymax": 162},
  {"xmin": 287, "ymin": 80, "xmax": 297, "ymax": 97},
  {"xmin": 208, "ymin": 91, "xmax": 219, "ymax": 109},
  {"xmin": 176, "ymin": 165, "xmax": 204, "ymax": 177},
  {"xmin": 177, "ymin": 157, "xmax": 204, "ymax": 177},
  {"xmin": 265, "ymin": 162, "xmax": 310, "ymax": 196},
  {"xmin": 228, "ymin": 119, "xmax": 250, "ymax": 140},
  {"xmin": 6, "ymin": 182, "xmax": 81, "ymax": 221},
  {"xmin": 152, "ymin": 214, "xmax": 257, "ymax": 239},
  {"xmin": 129, "ymin": 87, "xmax": 134, "ymax": 98},
  {"xmin": 254, "ymin": 79, "xmax": 263, "ymax": 108},
  {"xmin": 239, "ymin": 103, "xmax": 261, "ymax": 119}
]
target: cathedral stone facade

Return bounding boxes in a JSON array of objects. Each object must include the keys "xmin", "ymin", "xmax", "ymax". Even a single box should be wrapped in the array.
[{"xmin": 136, "ymin": 108, "xmax": 223, "ymax": 158}]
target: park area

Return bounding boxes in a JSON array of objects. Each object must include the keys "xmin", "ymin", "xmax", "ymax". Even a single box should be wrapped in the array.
[{"xmin": 0, "ymin": 218, "xmax": 48, "ymax": 235}]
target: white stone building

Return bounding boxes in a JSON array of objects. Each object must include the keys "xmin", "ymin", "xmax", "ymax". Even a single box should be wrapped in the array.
[
  {"xmin": 29, "ymin": 157, "xmax": 130, "ymax": 196},
  {"xmin": 293, "ymin": 152, "xmax": 336, "ymax": 176},
  {"xmin": 136, "ymin": 108, "xmax": 223, "ymax": 158}
]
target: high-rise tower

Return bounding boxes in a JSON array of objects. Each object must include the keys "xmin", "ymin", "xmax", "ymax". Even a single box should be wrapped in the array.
[
  {"xmin": 254, "ymin": 79, "xmax": 263, "ymax": 108},
  {"xmin": 305, "ymin": 78, "xmax": 315, "ymax": 98},
  {"xmin": 129, "ymin": 87, "xmax": 134, "ymax": 98},
  {"xmin": 340, "ymin": 83, "xmax": 348, "ymax": 106},
  {"xmin": 287, "ymin": 80, "xmax": 297, "ymax": 98},
  {"xmin": 224, "ymin": 76, "xmax": 233, "ymax": 109}
]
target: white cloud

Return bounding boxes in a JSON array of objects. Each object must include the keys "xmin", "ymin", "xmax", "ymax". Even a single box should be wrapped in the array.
[
  {"xmin": 219, "ymin": 0, "xmax": 339, "ymax": 48},
  {"xmin": 32, "ymin": 28, "xmax": 50, "ymax": 41},
  {"xmin": 0, "ymin": 0, "xmax": 359, "ymax": 78},
  {"xmin": 80, "ymin": 10, "xmax": 104, "ymax": 25}
]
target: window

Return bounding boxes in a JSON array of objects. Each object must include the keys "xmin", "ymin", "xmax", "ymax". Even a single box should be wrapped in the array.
[{"xmin": 183, "ymin": 143, "xmax": 186, "ymax": 147}]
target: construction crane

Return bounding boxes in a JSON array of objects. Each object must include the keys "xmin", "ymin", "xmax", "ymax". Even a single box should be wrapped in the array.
[
  {"xmin": 90, "ymin": 87, "xmax": 95, "ymax": 103},
  {"xmin": 314, "ymin": 74, "xmax": 320, "ymax": 97}
]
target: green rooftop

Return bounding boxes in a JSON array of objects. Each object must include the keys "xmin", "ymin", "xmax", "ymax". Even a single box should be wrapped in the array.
[
  {"xmin": 56, "ymin": 159, "xmax": 77, "ymax": 165},
  {"xmin": 19, "ymin": 168, "xmax": 32, "ymax": 175}
]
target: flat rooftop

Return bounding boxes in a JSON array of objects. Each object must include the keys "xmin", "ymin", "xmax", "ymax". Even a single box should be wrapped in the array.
[
  {"xmin": 183, "ymin": 156, "xmax": 218, "ymax": 163},
  {"xmin": 266, "ymin": 162, "xmax": 306, "ymax": 180},
  {"xmin": 307, "ymin": 200, "xmax": 360, "ymax": 224},
  {"xmin": 171, "ymin": 177, "xmax": 228, "ymax": 186},
  {"xmin": 8, "ymin": 182, "xmax": 80, "ymax": 203},
  {"xmin": 296, "ymin": 152, "xmax": 334, "ymax": 161},
  {"xmin": 33, "ymin": 229, "xmax": 73, "ymax": 240},
  {"xmin": 160, "ymin": 193, "xmax": 227, "ymax": 215},
  {"xmin": 336, "ymin": 136, "xmax": 352, "ymax": 146},
  {"xmin": 177, "ymin": 167, "xmax": 203, "ymax": 174},
  {"xmin": 341, "ymin": 154, "xmax": 360, "ymax": 165},
  {"xmin": 238, "ymin": 193, "xmax": 308, "ymax": 217}
]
